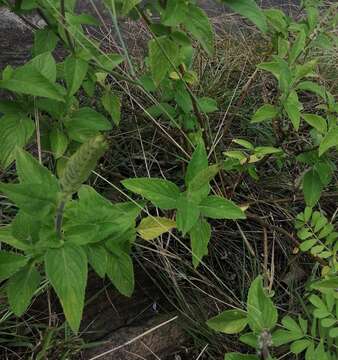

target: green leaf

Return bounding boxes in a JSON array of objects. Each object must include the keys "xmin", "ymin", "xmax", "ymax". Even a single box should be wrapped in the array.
[
  {"xmin": 251, "ymin": 104, "xmax": 278, "ymax": 123},
  {"xmin": 247, "ymin": 275, "xmax": 278, "ymax": 332},
  {"xmin": 33, "ymin": 29, "xmax": 58, "ymax": 56},
  {"xmin": 224, "ymin": 353, "xmax": 259, "ymax": 360},
  {"xmin": 189, "ymin": 217, "xmax": 211, "ymax": 268},
  {"xmin": 148, "ymin": 36, "xmax": 179, "ymax": 86},
  {"xmin": 272, "ymin": 329, "xmax": 304, "ymax": 346},
  {"xmin": 329, "ymin": 328, "xmax": 338, "ymax": 338},
  {"xmin": 7, "ymin": 264, "xmax": 41, "ymax": 316},
  {"xmin": 207, "ymin": 309, "xmax": 248, "ymax": 334},
  {"xmin": 197, "ymin": 97, "xmax": 218, "ymax": 113},
  {"xmin": 302, "ymin": 114, "xmax": 327, "ymax": 134},
  {"xmin": 0, "ymin": 183, "xmax": 58, "ymax": 218},
  {"xmin": 0, "ymin": 64, "xmax": 65, "ymax": 101},
  {"xmin": 265, "ymin": 9, "xmax": 288, "ymax": 33},
  {"xmin": 296, "ymin": 81, "xmax": 326, "ymax": 99},
  {"xmin": 185, "ymin": 142, "xmax": 208, "ymax": 187},
  {"xmin": 239, "ymin": 332, "xmax": 258, "ymax": 348},
  {"xmin": 16, "ymin": 147, "xmax": 58, "ymax": 187},
  {"xmin": 0, "ymin": 225, "xmax": 30, "ymax": 251},
  {"xmin": 0, "ymin": 251, "xmax": 27, "ymax": 281},
  {"xmin": 233, "ymin": 139, "xmax": 254, "ymax": 150},
  {"xmin": 290, "ymin": 339, "xmax": 312, "ymax": 354},
  {"xmin": 289, "ymin": 30, "xmax": 306, "ymax": 64},
  {"xmin": 283, "ymin": 90, "xmax": 302, "ymax": 130},
  {"xmin": 64, "ymin": 56, "xmax": 88, "ymax": 96},
  {"xmin": 184, "ymin": 5, "xmax": 214, "ymax": 55},
  {"xmin": 200, "ymin": 196, "xmax": 246, "ymax": 220},
  {"xmin": 122, "ymin": 178, "xmax": 180, "ymax": 210},
  {"xmin": 0, "ymin": 114, "xmax": 34, "ymax": 169},
  {"xmin": 162, "ymin": 0, "xmax": 188, "ymax": 26},
  {"xmin": 137, "ymin": 216, "xmax": 176, "ymax": 241},
  {"xmin": 96, "ymin": 53, "xmax": 124, "ymax": 72},
  {"xmin": 106, "ymin": 250, "xmax": 134, "ymax": 297},
  {"xmin": 258, "ymin": 57, "xmax": 291, "ymax": 92},
  {"xmin": 86, "ymin": 244, "xmax": 108, "ymax": 278},
  {"xmin": 30, "ymin": 52, "xmax": 57, "ymax": 83},
  {"xmin": 50, "ymin": 128, "xmax": 69, "ymax": 159},
  {"xmin": 176, "ymin": 195, "xmax": 200, "ymax": 234},
  {"xmin": 303, "ymin": 169, "xmax": 323, "ymax": 207},
  {"xmin": 221, "ymin": 0, "xmax": 268, "ymax": 33},
  {"xmin": 65, "ymin": 107, "xmax": 112, "ymax": 142},
  {"xmin": 121, "ymin": 0, "xmax": 141, "ymax": 15},
  {"xmin": 188, "ymin": 164, "xmax": 220, "ymax": 193},
  {"xmin": 101, "ymin": 91, "xmax": 121, "ymax": 126},
  {"xmin": 45, "ymin": 244, "xmax": 87, "ymax": 333},
  {"xmin": 319, "ymin": 126, "xmax": 338, "ymax": 156}
]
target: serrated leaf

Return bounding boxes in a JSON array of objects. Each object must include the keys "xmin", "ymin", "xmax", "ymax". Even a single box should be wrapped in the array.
[
  {"xmin": 190, "ymin": 217, "xmax": 211, "ymax": 268},
  {"xmin": 200, "ymin": 196, "xmax": 246, "ymax": 220},
  {"xmin": 185, "ymin": 142, "xmax": 208, "ymax": 186},
  {"xmin": 45, "ymin": 244, "xmax": 87, "ymax": 333},
  {"xmin": 101, "ymin": 91, "xmax": 121, "ymax": 126},
  {"xmin": 137, "ymin": 216, "xmax": 176, "ymax": 241},
  {"xmin": 207, "ymin": 309, "xmax": 248, "ymax": 334},
  {"xmin": 7, "ymin": 264, "xmax": 41, "ymax": 316},
  {"xmin": 86, "ymin": 244, "xmax": 107, "ymax": 278},
  {"xmin": 0, "ymin": 251, "xmax": 27, "ymax": 281},
  {"xmin": 176, "ymin": 195, "xmax": 200, "ymax": 234},
  {"xmin": 64, "ymin": 55, "xmax": 88, "ymax": 96},
  {"xmin": 50, "ymin": 128, "xmax": 69, "ymax": 159},
  {"xmin": 33, "ymin": 29, "xmax": 58, "ymax": 56},
  {"xmin": 122, "ymin": 178, "xmax": 180, "ymax": 210},
  {"xmin": 162, "ymin": 0, "xmax": 188, "ymax": 27}
]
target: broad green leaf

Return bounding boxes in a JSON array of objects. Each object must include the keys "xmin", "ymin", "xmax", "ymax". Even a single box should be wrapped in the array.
[
  {"xmin": 0, "ymin": 183, "xmax": 58, "ymax": 218},
  {"xmin": 7, "ymin": 264, "xmax": 41, "ymax": 316},
  {"xmin": 289, "ymin": 30, "xmax": 306, "ymax": 64},
  {"xmin": 148, "ymin": 36, "xmax": 180, "ymax": 86},
  {"xmin": 221, "ymin": 0, "xmax": 268, "ymax": 33},
  {"xmin": 30, "ymin": 52, "xmax": 57, "ymax": 83},
  {"xmin": 207, "ymin": 309, "xmax": 248, "ymax": 334},
  {"xmin": 185, "ymin": 142, "xmax": 208, "ymax": 187},
  {"xmin": 296, "ymin": 81, "xmax": 326, "ymax": 99},
  {"xmin": 319, "ymin": 126, "xmax": 338, "ymax": 156},
  {"xmin": 0, "ymin": 114, "xmax": 34, "ymax": 169},
  {"xmin": 86, "ymin": 244, "xmax": 108, "ymax": 278},
  {"xmin": 50, "ymin": 128, "xmax": 69, "ymax": 159},
  {"xmin": 189, "ymin": 217, "xmax": 211, "ymax": 268},
  {"xmin": 122, "ymin": 0, "xmax": 141, "ymax": 15},
  {"xmin": 65, "ymin": 13, "xmax": 100, "ymax": 26},
  {"xmin": 65, "ymin": 107, "xmax": 112, "ymax": 142},
  {"xmin": 239, "ymin": 332, "xmax": 258, "ymax": 348},
  {"xmin": 251, "ymin": 104, "xmax": 278, "ymax": 123},
  {"xmin": 33, "ymin": 29, "xmax": 58, "ymax": 56},
  {"xmin": 174, "ymin": 81, "xmax": 193, "ymax": 113},
  {"xmin": 198, "ymin": 97, "xmax": 218, "ymax": 113},
  {"xmin": 176, "ymin": 195, "xmax": 200, "ymax": 234},
  {"xmin": 224, "ymin": 354, "xmax": 259, "ymax": 360},
  {"xmin": 64, "ymin": 56, "xmax": 88, "ymax": 96},
  {"xmin": 96, "ymin": 53, "xmax": 124, "ymax": 72},
  {"xmin": 101, "ymin": 91, "xmax": 121, "ymax": 126},
  {"xmin": 0, "ymin": 251, "xmax": 27, "ymax": 281},
  {"xmin": 303, "ymin": 169, "xmax": 323, "ymax": 207},
  {"xmin": 122, "ymin": 178, "xmax": 180, "ymax": 210},
  {"xmin": 0, "ymin": 64, "xmax": 65, "ymax": 101},
  {"xmin": 265, "ymin": 9, "xmax": 288, "ymax": 33},
  {"xmin": 233, "ymin": 139, "xmax": 254, "ymax": 150},
  {"xmin": 188, "ymin": 164, "xmax": 220, "ymax": 193},
  {"xmin": 16, "ymin": 147, "xmax": 58, "ymax": 187},
  {"xmin": 303, "ymin": 114, "xmax": 327, "ymax": 134},
  {"xmin": 247, "ymin": 275, "xmax": 278, "ymax": 332},
  {"xmin": 162, "ymin": 0, "xmax": 188, "ymax": 26},
  {"xmin": 45, "ymin": 244, "xmax": 87, "ymax": 333},
  {"xmin": 106, "ymin": 250, "xmax": 134, "ymax": 297},
  {"xmin": 200, "ymin": 196, "xmax": 246, "ymax": 220},
  {"xmin": 258, "ymin": 57, "xmax": 291, "ymax": 92},
  {"xmin": 290, "ymin": 339, "xmax": 312, "ymax": 354},
  {"xmin": 137, "ymin": 216, "xmax": 176, "ymax": 241},
  {"xmin": 329, "ymin": 328, "xmax": 338, "ymax": 338},
  {"xmin": 272, "ymin": 329, "xmax": 304, "ymax": 346},
  {"xmin": 283, "ymin": 90, "xmax": 302, "ymax": 130},
  {"xmin": 0, "ymin": 226, "xmax": 30, "ymax": 251}
]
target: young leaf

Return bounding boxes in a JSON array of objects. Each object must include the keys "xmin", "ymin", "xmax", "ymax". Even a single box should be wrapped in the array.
[
  {"xmin": 0, "ymin": 64, "xmax": 65, "ymax": 101},
  {"xmin": 101, "ymin": 91, "xmax": 121, "ymax": 126},
  {"xmin": 247, "ymin": 275, "xmax": 278, "ymax": 332},
  {"xmin": 207, "ymin": 309, "xmax": 248, "ymax": 334},
  {"xmin": 283, "ymin": 90, "xmax": 302, "ymax": 130},
  {"xmin": 137, "ymin": 216, "xmax": 176, "ymax": 241},
  {"xmin": 176, "ymin": 195, "xmax": 200, "ymax": 235},
  {"xmin": 0, "ymin": 114, "xmax": 34, "ymax": 169},
  {"xmin": 251, "ymin": 104, "xmax": 278, "ymax": 123},
  {"xmin": 221, "ymin": 0, "xmax": 268, "ymax": 33},
  {"xmin": 0, "ymin": 251, "xmax": 27, "ymax": 281},
  {"xmin": 106, "ymin": 250, "xmax": 134, "ymax": 297},
  {"xmin": 45, "ymin": 244, "xmax": 87, "ymax": 333},
  {"xmin": 302, "ymin": 114, "xmax": 327, "ymax": 134},
  {"xmin": 148, "ymin": 36, "xmax": 179, "ymax": 86},
  {"xmin": 49, "ymin": 128, "xmax": 69, "ymax": 159},
  {"xmin": 199, "ymin": 196, "xmax": 246, "ymax": 220},
  {"xmin": 122, "ymin": 178, "xmax": 180, "ymax": 210},
  {"xmin": 289, "ymin": 30, "xmax": 306, "ymax": 64},
  {"xmin": 303, "ymin": 169, "xmax": 323, "ymax": 207},
  {"xmin": 64, "ymin": 56, "xmax": 88, "ymax": 96},
  {"xmin": 189, "ymin": 217, "xmax": 211, "ymax": 268},
  {"xmin": 65, "ymin": 107, "xmax": 112, "ymax": 143},
  {"xmin": 185, "ymin": 142, "xmax": 208, "ymax": 187},
  {"xmin": 319, "ymin": 127, "xmax": 338, "ymax": 156},
  {"xmin": 7, "ymin": 264, "xmax": 41, "ymax": 316},
  {"xmin": 184, "ymin": 5, "xmax": 214, "ymax": 55}
]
